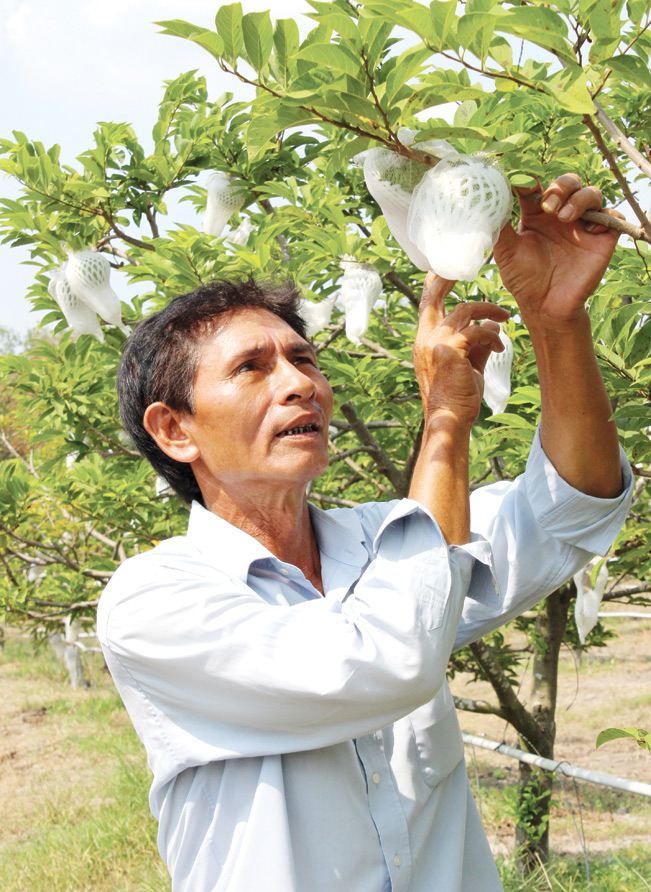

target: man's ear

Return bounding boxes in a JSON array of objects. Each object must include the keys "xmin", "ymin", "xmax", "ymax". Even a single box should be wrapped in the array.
[{"xmin": 143, "ymin": 402, "xmax": 200, "ymax": 464}]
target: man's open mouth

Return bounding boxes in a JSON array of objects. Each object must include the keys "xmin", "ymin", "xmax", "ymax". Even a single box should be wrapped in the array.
[{"xmin": 276, "ymin": 424, "xmax": 319, "ymax": 437}]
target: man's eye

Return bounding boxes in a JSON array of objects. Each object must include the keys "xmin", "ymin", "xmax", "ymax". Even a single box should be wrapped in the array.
[{"xmin": 295, "ymin": 355, "xmax": 316, "ymax": 366}]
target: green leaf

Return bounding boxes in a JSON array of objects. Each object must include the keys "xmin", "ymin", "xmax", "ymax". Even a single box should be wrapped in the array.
[
  {"xmin": 156, "ymin": 20, "xmax": 225, "ymax": 61},
  {"xmin": 429, "ymin": 0, "xmax": 458, "ymax": 51},
  {"xmin": 271, "ymin": 19, "xmax": 300, "ymax": 90},
  {"xmin": 494, "ymin": 6, "xmax": 574, "ymax": 65},
  {"xmin": 296, "ymin": 42, "xmax": 363, "ymax": 79},
  {"xmin": 596, "ymin": 727, "xmax": 649, "ymax": 748},
  {"xmin": 384, "ymin": 44, "xmax": 431, "ymax": 106},
  {"xmin": 362, "ymin": 0, "xmax": 435, "ymax": 41},
  {"xmin": 242, "ymin": 10, "xmax": 273, "ymax": 72},
  {"xmin": 458, "ymin": 12, "xmax": 496, "ymax": 63},
  {"xmin": 215, "ymin": 3, "xmax": 244, "ymax": 65},
  {"xmin": 604, "ymin": 53, "xmax": 651, "ymax": 88},
  {"xmin": 545, "ymin": 66, "xmax": 595, "ymax": 115},
  {"xmin": 358, "ymin": 14, "xmax": 394, "ymax": 70}
]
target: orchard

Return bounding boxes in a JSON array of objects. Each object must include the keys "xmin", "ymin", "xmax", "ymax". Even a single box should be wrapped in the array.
[{"xmin": 1, "ymin": 0, "xmax": 650, "ymax": 870}]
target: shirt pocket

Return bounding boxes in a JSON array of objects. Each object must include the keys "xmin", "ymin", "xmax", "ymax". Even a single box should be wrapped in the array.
[{"xmin": 409, "ymin": 698, "xmax": 465, "ymax": 788}]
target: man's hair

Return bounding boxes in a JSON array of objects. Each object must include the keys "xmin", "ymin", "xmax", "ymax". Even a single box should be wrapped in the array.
[{"xmin": 118, "ymin": 278, "xmax": 308, "ymax": 505}]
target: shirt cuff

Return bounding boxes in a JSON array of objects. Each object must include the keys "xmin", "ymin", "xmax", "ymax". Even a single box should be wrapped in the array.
[{"xmin": 524, "ymin": 427, "xmax": 634, "ymax": 556}]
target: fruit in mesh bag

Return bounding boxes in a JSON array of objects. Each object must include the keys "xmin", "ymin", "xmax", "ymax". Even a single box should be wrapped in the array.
[
  {"xmin": 66, "ymin": 250, "xmax": 130, "ymax": 334},
  {"xmin": 204, "ymin": 172, "xmax": 246, "ymax": 237},
  {"xmin": 340, "ymin": 258, "xmax": 383, "ymax": 345},
  {"xmin": 298, "ymin": 294, "xmax": 337, "ymax": 338},
  {"xmin": 48, "ymin": 266, "xmax": 105, "ymax": 342},
  {"xmin": 353, "ymin": 132, "xmax": 456, "ymax": 272},
  {"xmin": 407, "ymin": 155, "xmax": 512, "ymax": 281},
  {"xmin": 482, "ymin": 327, "xmax": 513, "ymax": 415}
]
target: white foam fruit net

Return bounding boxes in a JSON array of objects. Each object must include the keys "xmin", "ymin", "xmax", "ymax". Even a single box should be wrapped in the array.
[
  {"xmin": 204, "ymin": 172, "xmax": 246, "ymax": 237},
  {"xmin": 65, "ymin": 250, "xmax": 130, "ymax": 334},
  {"xmin": 482, "ymin": 328, "xmax": 513, "ymax": 415},
  {"xmin": 573, "ymin": 558, "xmax": 609, "ymax": 644},
  {"xmin": 298, "ymin": 294, "xmax": 336, "ymax": 338},
  {"xmin": 48, "ymin": 266, "xmax": 105, "ymax": 342},
  {"xmin": 407, "ymin": 156, "xmax": 512, "ymax": 281},
  {"xmin": 354, "ymin": 137, "xmax": 512, "ymax": 281},
  {"xmin": 340, "ymin": 258, "xmax": 383, "ymax": 344}
]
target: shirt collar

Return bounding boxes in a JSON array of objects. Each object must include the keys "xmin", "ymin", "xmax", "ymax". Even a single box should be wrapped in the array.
[{"xmin": 186, "ymin": 499, "xmax": 369, "ymax": 582}]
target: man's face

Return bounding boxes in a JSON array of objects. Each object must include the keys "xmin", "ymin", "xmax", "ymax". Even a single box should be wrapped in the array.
[{"xmin": 182, "ymin": 307, "xmax": 334, "ymax": 501}]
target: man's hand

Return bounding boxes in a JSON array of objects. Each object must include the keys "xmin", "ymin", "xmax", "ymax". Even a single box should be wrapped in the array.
[
  {"xmin": 413, "ymin": 272, "xmax": 509, "ymax": 429},
  {"xmin": 408, "ymin": 275, "xmax": 509, "ymax": 544},
  {"xmin": 494, "ymin": 173, "xmax": 622, "ymax": 328},
  {"xmin": 493, "ymin": 173, "xmax": 623, "ymax": 499}
]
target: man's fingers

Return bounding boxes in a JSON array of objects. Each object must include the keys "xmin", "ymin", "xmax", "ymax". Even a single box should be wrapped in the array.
[
  {"xmin": 418, "ymin": 272, "xmax": 457, "ymax": 329},
  {"xmin": 463, "ymin": 323, "xmax": 505, "ymax": 352},
  {"xmin": 443, "ymin": 300, "xmax": 510, "ymax": 332}
]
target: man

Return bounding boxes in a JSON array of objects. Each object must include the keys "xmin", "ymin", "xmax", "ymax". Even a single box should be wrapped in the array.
[{"xmin": 98, "ymin": 176, "xmax": 633, "ymax": 892}]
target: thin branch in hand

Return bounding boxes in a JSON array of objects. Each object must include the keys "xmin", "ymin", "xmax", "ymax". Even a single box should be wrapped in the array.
[{"xmin": 581, "ymin": 116, "xmax": 651, "ymax": 239}]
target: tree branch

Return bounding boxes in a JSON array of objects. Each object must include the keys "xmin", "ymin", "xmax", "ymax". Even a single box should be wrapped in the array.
[
  {"xmin": 469, "ymin": 638, "xmax": 543, "ymax": 750},
  {"xmin": 384, "ymin": 270, "xmax": 420, "ymax": 308},
  {"xmin": 328, "ymin": 434, "xmax": 398, "ymax": 497},
  {"xmin": 359, "ymin": 336, "xmax": 414, "ymax": 369},
  {"xmin": 592, "ymin": 98, "xmax": 651, "ymax": 181},
  {"xmin": 339, "ymin": 401, "xmax": 405, "ymax": 493},
  {"xmin": 453, "ymin": 695, "xmax": 506, "ymax": 719}
]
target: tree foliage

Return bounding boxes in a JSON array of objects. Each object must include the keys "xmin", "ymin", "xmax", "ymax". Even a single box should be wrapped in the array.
[{"xmin": 1, "ymin": 0, "xmax": 651, "ymax": 865}]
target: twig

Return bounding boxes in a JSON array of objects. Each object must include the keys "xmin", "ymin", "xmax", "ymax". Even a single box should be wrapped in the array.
[
  {"xmin": 328, "ymin": 436, "xmax": 398, "ymax": 497},
  {"xmin": 314, "ymin": 322, "xmax": 345, "ymax": 354},
  {"xmin": 309, "ymin": 491, "xmax": 361, "ymax": 508},
  {"xmin": 359, "ymin": 336, "xmax": 414, "ymax": 369}
]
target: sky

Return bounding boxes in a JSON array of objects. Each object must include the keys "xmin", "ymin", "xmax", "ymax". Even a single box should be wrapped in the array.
[{"xmin": 0, "ymin": 0, "xmax": 314, "ymax": 336}]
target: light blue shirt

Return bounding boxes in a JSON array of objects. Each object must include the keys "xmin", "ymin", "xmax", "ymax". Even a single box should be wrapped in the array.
[{"xmin": 98, "ymin": 431, "xmax": 633, "ymax": 892}]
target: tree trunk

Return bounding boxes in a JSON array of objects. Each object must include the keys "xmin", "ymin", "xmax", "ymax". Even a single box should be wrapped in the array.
[{"xmin": 514, "ymin": 585, "xmax": 572, "ymax": 871}]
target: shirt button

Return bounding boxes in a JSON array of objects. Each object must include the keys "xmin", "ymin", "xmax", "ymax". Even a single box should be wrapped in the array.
[
  {"xmin": 394, "ymin": 855, "xmax": 402, "ymax": 867},
  {"xmin": 279, "ymin": 567, "xmax": 289, "ymax": 577},
  {"xmin": 372, "ymin": 772, "xmax": 381, "ymax": 785}
]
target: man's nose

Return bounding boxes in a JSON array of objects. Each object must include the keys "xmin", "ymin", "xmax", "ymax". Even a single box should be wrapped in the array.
[{"xmin": 276, "ymin": 358, "xmax": 317, "ymax": 401}]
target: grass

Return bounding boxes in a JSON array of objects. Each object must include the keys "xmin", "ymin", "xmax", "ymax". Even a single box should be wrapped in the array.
[
  {"xmin": 1, "ymin": 633, "xmax": 649, "ymax": 892},
  {"xmin": 0, "ymin": 635, "xmax": 171, "ymax": 892},
  {"xmin": 498, "ymin": 846, "xmax": 651, "ymax": 892}
]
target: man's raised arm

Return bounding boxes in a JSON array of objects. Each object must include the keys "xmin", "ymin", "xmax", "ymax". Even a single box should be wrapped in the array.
[{"xmin": 494, "ymin": 174, "xmax": 624, "ymax": 499}]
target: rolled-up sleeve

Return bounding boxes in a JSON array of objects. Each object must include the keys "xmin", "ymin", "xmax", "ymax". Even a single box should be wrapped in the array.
[{"xmin": 454, "ymin": 427, "xmax": 634, "ymax": 649}]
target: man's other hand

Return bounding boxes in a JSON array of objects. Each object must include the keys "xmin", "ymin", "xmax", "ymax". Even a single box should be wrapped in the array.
[{"xmin": 494, "ymin": 173, "xmax": 623, "ymax": 329}]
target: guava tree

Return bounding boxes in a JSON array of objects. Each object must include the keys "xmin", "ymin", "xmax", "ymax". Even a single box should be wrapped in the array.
[{"xmin": 1, "ymin": 0, "xmax": 651, "ymax": 870}]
